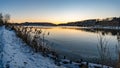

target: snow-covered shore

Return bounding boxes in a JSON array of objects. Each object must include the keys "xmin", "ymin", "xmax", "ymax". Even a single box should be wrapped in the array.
[
  {"xmin": 0, "ymin": 26, "xmax": 114, "ymax": 68},
  {"xmin": 0, "ymin": 26, "xmax": 64, "ymax": 68}
]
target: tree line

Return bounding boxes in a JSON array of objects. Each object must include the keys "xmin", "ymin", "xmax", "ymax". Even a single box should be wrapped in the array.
[{"xmin": 58, "ymin": 17, "xmax": 120, "ymax": 27}]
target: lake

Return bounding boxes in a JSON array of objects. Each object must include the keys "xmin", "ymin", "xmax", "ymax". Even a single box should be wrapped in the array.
[{"xmin": 30, "ymin": 26, "xmax": 120, "ymax": 62}]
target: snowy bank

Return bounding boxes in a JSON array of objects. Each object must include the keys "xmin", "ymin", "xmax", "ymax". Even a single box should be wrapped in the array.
[{"xmin": 0, "ymin": 26, "xmax": 64, "ymax": 68}]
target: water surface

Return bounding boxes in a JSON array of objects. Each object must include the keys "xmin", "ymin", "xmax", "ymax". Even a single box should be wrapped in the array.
[{"xmin": 31, "ymin": 26, "xmax": 119, "ymax": 62}]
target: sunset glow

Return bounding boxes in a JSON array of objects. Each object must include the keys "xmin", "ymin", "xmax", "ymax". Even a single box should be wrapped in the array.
[{"xmin": 0, "ymin": 0, "xmax": 120, "ymax": 24}]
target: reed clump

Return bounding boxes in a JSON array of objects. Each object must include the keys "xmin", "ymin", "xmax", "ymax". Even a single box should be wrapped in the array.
[{"xmin": 11, "ymin": 26, "xmax": 58, "ymax": 59}]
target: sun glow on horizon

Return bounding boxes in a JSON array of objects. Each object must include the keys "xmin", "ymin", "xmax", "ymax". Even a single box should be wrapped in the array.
[
  {"xmin": 10, "ymin": 15, "xmax": 120, "ymax": 24},
  {"xmin": 1, "ymin": 0, "xmax": 119, "ymax": 24}
]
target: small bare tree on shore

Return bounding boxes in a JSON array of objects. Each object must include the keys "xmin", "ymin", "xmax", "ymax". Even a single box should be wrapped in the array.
[
  {"xmin": 4, "ymin": 14, "xmax": 10, "ymax": 23},
  {"xmin": 0, "ymin": 13, "xmax": 10, "ymax": 26}
]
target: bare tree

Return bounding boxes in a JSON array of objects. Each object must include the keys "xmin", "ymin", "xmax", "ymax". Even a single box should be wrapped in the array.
[
  {"xmin": 4, "ymin": 14, "xmax": 10, "ymax": 24},
  {"xmin": 0, "ymin": 13, "xmax": 3, "ymax": 25}
]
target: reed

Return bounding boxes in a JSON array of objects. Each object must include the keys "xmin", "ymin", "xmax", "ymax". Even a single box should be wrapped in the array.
[
  {"xmin": 11, "ymin": 26, "xmax": 58, "ymax": 58},
  {"xmin": 97, "ymin": 32, "xmax": 112, "ymax": 67}
]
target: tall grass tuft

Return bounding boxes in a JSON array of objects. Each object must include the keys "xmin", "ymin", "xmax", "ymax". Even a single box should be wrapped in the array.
[
  {"xmin": 11, "ymin": 26, "xmax": 59, "ymax": 59},
  {"xmin": 97, "ymin": 32, "xmax": 112, "ymax": 67}
]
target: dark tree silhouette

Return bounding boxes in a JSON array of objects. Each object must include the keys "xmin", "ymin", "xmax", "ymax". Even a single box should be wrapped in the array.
[
  {"xmin": 4, "ymin": 14, "xmax": 10, "ymax": 24},
  {"xmin": 0, "ymin": 13, "xmax": 11, "ymax": 26},
  {"xmin": 0, "ymin": 13, "xmax": 3, "ymax": 25}
]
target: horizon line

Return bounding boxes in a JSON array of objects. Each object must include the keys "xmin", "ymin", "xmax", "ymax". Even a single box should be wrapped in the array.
[{"xmin": 10, "ymin": 16, "xmax": 120, "ymax": 24}]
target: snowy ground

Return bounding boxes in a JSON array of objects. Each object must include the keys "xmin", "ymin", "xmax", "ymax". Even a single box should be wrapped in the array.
[{"xmin": 0, "ymin": 26, "xmax": 63, "ymax": 68}]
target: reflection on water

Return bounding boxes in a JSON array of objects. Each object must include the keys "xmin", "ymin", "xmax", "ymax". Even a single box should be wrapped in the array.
[{"xmin": 30, "ymin": 26, "xmax": 120, "ymax": 62}]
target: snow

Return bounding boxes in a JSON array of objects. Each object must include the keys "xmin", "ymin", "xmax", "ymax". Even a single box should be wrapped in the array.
[
  {"xmin": 59, "ymin": 59, "xmax": 113, "ymax": 68},
  {"xmin": 0, "ymin": 26, "xmax": 64, "ymax": 68}
]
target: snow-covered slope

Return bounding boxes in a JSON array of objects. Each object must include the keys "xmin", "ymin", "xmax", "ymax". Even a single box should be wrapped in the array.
[{"xmin": 0, "ymin": 26, "xmax": 63, "ymax": 68}]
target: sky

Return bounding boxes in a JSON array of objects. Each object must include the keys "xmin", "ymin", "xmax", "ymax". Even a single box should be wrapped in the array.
[{"xmin": 0, "ymin": 0, "xmax": 120, "ymax": 24}]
